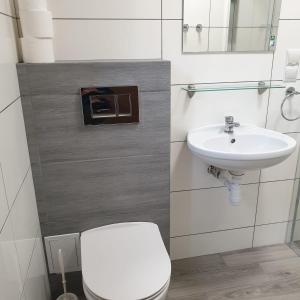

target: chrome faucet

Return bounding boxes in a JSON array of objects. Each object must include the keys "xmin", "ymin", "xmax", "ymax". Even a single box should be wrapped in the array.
[{"xmin": 224, "ymin": 116, "xmax": 240, "ymax": 134}]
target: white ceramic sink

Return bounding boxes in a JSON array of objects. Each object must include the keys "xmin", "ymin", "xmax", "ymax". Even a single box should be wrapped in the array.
[{"xmin": 187, "ymin": 124, "xmax": 297, "ymax": 171}]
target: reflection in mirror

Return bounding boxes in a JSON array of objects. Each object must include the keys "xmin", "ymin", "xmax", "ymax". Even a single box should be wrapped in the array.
[{"xmin": 183, "ymin": 0, "xmax": 282, "ymax": 53}]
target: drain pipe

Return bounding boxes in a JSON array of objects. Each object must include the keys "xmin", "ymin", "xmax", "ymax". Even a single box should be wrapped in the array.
[{"xmin": 208, "ymin": 166, "xmax": 244, "ymax": 205}]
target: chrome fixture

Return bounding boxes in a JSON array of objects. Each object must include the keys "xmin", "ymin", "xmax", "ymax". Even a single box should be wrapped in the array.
[
  {"xmin": 257, "ymin": 81, "xmax": 268, "ymax": 95},
  {"xmin": 281, "ymin": 87, "xmax": 300, "ymax": 121},
  {"xmin": 183, "ymin": 24, "xmax": 189, "ymax": 32},
  {"xmin": 208, "ymin": 166, "xmax": 243, "ymax": 205},
  {"xmin": 183, "ymin": 82, "xmax": 285, "ymax": 98},
  {"xmin": 224, "ymin": 116, "xmax": 240, "ymax": 134},
  {"xmin": 196, "ymin": 24, "xmax": 203, "ymax": 32}
]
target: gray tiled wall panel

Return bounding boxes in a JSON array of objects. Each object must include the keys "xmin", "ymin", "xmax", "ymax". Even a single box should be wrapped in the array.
[
  {"xmin": 21, "ymin": 96, "xmax": 40, "ymax": 165},
  {"xmin": 41, "ymin": 154, "xmax": 170, "ymax": 245},
  {"xmin": 24, "ymin": 91, "xmax": 170, "ymax": 163},
  {"xmin": 17, "ymin": 61, "xmax": 170, "ymax": 95},
  {"xmin": 18, "ymin": 61, "xmax": 170, "ymax": 249}
]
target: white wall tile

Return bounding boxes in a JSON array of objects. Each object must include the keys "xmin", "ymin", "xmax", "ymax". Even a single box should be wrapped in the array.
[
  {"xmin": 0, "ymin": 216, "xmax": 23, "ymax": 300},
  {"xmin": 0, "ymin": 165, "xmax": 8, "ymax": 231},
  {"xmin": 47, "ymin": 0, "xmax": 161, "ymax": 19},
  {"xmin": 171, "ymin": 142, "xmax": 260, "ymax": 191},
  {"xmin": 183, "ymin": 28, "xmax": 209, "ymax": 53},
  {"xmin": 162, "ymin": 0, "xmax": 182, "ymax": 19},
  {"xmin": 53, "ymin": 20, "xmax": 161, "ymax": 60},
  {"xmin": 292, "ymin": 220, "xmax": 300, "ymax": 241},
  {"xmin": 256, "ymin": 180, "xmax": 295, "ymax": 225},
  {"xmin": 171, "ymin": 184, "xmax": 258, "ymax": 237},
  {"xmin": 170, "ymin": 227, "xmax": 253, "ymax": 259},
  {"xmin": 162, "ymin": 20, "xmax": 273, "ymax": 84},
  {"xmin": 23, "ymin": 237, "xmax": 50, "ymax": 300},
  {"xmin": 260, "ymin": 133, "xmax": 300, "ymax": 182},
  {"xmin": 10, "ymin": 169, "xmax": 39, "ymax": 282},
  {"xmin": 272, "ymin": 21, "xmax": 300, "ymax": 80},
  {"xmin": 280, "ymin": 0, "xmax": 300, "ymax": 19},
  {"xmin": 184, "ymin": 0, "xmax": 210, "ymax": 27},
  {"xmin": 0, "ymin": 14, "xmax": 20, "ymax": 111},
  {"xmin": 171, "ymin": 85, "xmax": 269, "ymax": 142},
  {"xmin": 296, "ymin": 154, "xmax": 300, "ymax": 179},
  {"xmin": 0, "ymin": 99, "xmax": 30, "ymax": 207},
  {"xmin": 0, "ymin": 0, "xmax": 15, "ymax": 16},
  {"xmin": 0, "ymin": 4, "xmax": 49, "ymax": 300},
  {"xmin": 266, "ymin": 81, "xmax": 300, "ymax": 133},
  {"xmin": 253, "ymin": 222, "xmax": 288, "ymax": 247},
  {"xmin": 290, "ymin": 179, "xmax": 299, "ymax": 221}
]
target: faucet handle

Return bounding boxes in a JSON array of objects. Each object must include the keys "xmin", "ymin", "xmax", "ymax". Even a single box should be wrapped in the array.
[{"xmin": 225, "ymin": 116, "xmax": 234, "ymax": 123}]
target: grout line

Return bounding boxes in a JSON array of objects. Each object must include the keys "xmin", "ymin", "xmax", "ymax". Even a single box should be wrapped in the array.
[
  {"xmin": 12, "ymin": 0, "xmax": 21, "ymax": 39},
  {"xmin": 171, "ymin": 221, "xmax": 290, "ymax": 239},
  {"xmin": 49, "ymin": 17, "xmax": 300, "ymax": 23},
  {"xmin": 53, "ymin": 17, "xmax": 162, "ymax": 21},
  {"xmin": 163, "ymin": 18, "xmax": 183, "ymax": 20},
  {"xmin": 207, "ymin": 0, "xmax": 212, "ymax": 51},
  {"xmin": 290, "ymin": 171, "xmax": 300, "ymax": 242},
  {"xmin": 161, "ymin": 0, "xmax": 163, "ymax": 60},
  {"xmin": 171, "ymin": 183, "xmax": 258, "ymax": 193},
  {"xmin": 0, "ymin": 10, "xmax": 17, "ymax": 19},
  {"xmin": 256, "ymin": 220, "xmax": 290, "ymax": 227},
  {"xmin": 0, "ymin": 96, "xmax": 21, "ymax": 115},
  {"xmin": 280, "ymin": 18, "xmax": 300, "ymax": 21},
  {"xmin": 170, "ymin": 178, "xmax": 295, "ymax": 194},
  {"xmin": 263, "ymin": 50, "xmax": 276, "ymax": 128},
  {"xmin": 282, "ymin": 131, "xmax": 300, "ymax": 134},
  {"xmin": 41, "ymin": 152, "xmax": 170, "ymax": 166},
  {"xmin": 170, "ymin": 226, "xmax": 254, "ymax": 239},
  {"xmin": 0, "ymin": 165, "xmax": 9, "ymax": 234},
  {"xmin": 19, "ymin": 226, "xmax": 41, "ymax": 298},
  {"xmin": 252, "ymin": 170, "xmax": 262, "ymax": 247},
  {"xmin": 0, "ymin": 165, "xmax": 30, "ymax": 234},
  {"xmin": 52, "ymin": 17, "xmax": 184, "ymax": 21}
]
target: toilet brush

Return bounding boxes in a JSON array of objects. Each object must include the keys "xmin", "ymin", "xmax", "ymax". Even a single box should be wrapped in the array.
[{"xmin": 56, "ymin": 249, "xmax": 78, "ymax": 300}]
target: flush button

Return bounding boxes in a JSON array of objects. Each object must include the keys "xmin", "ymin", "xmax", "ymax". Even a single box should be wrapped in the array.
[
  {"xmin": 81, "ymin": 86, "xmax": 139, "ymax": 125},
  {"xmin": 117, "ymin": 94, "xmax": 132, "ymax": 117},
  {"xmin": 90, "ymin": 95, "xmax": 117, "ymax": 119}
]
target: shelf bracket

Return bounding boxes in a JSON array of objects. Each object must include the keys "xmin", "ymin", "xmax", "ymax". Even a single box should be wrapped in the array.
[
  {"xmin": 258, "ymin": 81, "xmax": 268, "ymax": 95},
  {"xmin": 187, "ymin": 84, "xmax": 196, "ymax": 98}
]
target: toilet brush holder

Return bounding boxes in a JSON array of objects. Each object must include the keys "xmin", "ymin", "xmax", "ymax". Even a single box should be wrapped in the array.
[
  {"xmin": 56, "ymin": 249, "xmax": 79, "ymax": 300},
  {"xmin": 56, "ymin": 293, "xmax": 78, "ymax": 300}
]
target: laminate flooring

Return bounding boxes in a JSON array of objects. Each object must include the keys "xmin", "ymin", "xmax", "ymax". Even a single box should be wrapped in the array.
[{"xmin": 75, "ymin": 244, "xmax": 300, "ymax": 300}]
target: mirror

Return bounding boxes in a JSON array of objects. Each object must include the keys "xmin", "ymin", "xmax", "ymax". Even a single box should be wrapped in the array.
[{"xmin": 183, "ymin": 0, "xmax": 282, "ymax": 53}]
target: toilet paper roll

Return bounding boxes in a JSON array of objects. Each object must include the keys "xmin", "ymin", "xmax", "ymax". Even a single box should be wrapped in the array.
[
  {"xmin": 20, "ymin": 10, "xmax": 53, "ymax": 38},
  {"xmin": 287, "ymin": 49, "xmax": 300, "ymax": 66},
  {"xmin": 18, "ymin": 0, "xmax": 47, "ymax": 11},
  {"xmin": 284, "ymin": 65, "xmax": 299, "ymax": 83},
  {"xmin": 21, "ymin": 37, "xmax": 55, "ymax": 63}
]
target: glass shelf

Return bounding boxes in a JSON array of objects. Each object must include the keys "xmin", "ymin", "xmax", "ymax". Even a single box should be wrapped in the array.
[{"xmin": 183, "ymin": 81, "xmax": 286, "ymax": 97}]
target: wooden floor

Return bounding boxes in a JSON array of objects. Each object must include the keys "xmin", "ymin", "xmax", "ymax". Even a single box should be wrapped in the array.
[{"xmin": 78, "ymin": 244, "xmax": 300, "ymax": 300}]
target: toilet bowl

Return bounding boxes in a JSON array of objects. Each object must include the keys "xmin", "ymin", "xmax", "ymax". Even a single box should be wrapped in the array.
[{"xmin": 81, "ymin": 222, "xmax": 171, "ymax": 300}]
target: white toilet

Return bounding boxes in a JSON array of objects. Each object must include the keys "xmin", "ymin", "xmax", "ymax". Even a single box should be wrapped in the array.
[{"xmin": 81, "ymin": 222, "xmax": 171, "ymax": 300}]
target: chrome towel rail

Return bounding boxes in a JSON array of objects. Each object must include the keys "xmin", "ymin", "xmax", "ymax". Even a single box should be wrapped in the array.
[{"xmin": 281, "ymin": 87, "xmax": 300, "ymax": 121}]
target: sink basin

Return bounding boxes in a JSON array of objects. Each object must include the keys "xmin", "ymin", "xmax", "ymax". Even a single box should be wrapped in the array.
[{"xmin": 187, "ymin": 124, "xmax": 297, "ymax": 171}]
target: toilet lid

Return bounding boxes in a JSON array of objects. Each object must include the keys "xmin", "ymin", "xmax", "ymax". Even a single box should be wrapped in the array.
[{"xmin": 81, "ymin": 222, "xmax": 171, "ymax": 300}]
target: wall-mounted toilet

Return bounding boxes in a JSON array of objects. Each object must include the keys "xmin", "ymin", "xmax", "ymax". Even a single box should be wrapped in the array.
[{"xmin": 81, "ymin": 222, "xmax": 171, "ymax": 300}]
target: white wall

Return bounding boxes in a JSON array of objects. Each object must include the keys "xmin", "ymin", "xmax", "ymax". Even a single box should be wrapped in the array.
[
  {"xmin": 42, "ymin": 0, "xmax": 300, "ymax": 260},
  {"xmin": 0, "ymin": 1, "xmax": 50, "ymax": 299}
]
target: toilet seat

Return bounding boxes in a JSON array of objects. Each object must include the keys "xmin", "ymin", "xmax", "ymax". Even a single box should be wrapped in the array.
[
  {"xmin": 81, "ymin": 222, "xmax": 171, "ymax": 300},
  {"xmin": 83, "ymin": 278, "xmax": 170, "ymax": 300}
]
